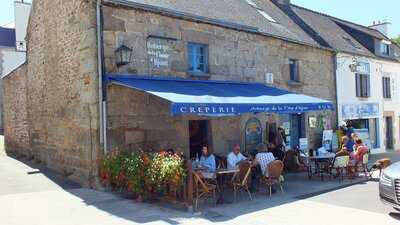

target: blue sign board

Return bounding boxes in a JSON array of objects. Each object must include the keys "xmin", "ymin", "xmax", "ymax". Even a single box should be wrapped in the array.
[{"xmin": 341, "ymin": 103, "xmax": 379, "ymax": 120}]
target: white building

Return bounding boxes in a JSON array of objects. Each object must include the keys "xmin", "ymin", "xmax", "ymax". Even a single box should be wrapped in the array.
[
  {"xmin": 0, "ymin": 1, "xmax": 31, "ymax": 78},
  {"xmin": 286, "ymin": 4, "xmax": 400, "ymax": 154},
  {"xmin": 0, "ymin": 1, "xmax": 31, "ymax": 131}
]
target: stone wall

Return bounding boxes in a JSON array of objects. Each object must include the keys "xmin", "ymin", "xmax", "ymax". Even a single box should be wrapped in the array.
[
  {"xmin": 3, "ymin": 0, "xmax": 101, "ymax": 187},
  {"xmin": 3, "ymin": 64, "xmax": 30, "ymax": 156},
  {"xmin": 103, "ymin": 5, "xmax": 337, "ymax": 155}
]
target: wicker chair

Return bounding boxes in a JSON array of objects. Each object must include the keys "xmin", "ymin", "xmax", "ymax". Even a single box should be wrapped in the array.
[
  {"xmin": 193, "ymin": 171, "xmax": 217, "ymax": 210},
  {"xmin": 330, "ymin": 156, "xmax": 350, "ymax": 182},
  {"xmin": 357, "ymin": 154, "xmax": 369, "ymax": 177},
  {"xmin": 232, "ymin": 162, "xmax": 252, "ymax": 202},
  {"xmin": 260, "ymin": 160, "xmax": 284, "ymax": 197}
]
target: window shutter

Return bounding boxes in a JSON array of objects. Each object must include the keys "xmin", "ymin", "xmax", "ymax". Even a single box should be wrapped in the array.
[
  {"xmin": 388, "ymin": 78, "xmax": 392, "ymax": 98},
  {"xmin": 355, "ymin": 74, "xmax": 361, "ymax": 97},
  {"xmin": 382, "ymin": 77, "xmax": 385, "ymax": 98},
  {"xmin": 366, "ymin": 74, "xmax": 371, "ymax": 97}
]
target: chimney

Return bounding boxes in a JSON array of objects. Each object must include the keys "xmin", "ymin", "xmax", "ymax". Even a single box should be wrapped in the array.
[
  {"xmin": 275, "ymin": 0, "xmax": 291, "ymax": 5},
  {"xmin": 369, "ymin": 20, "xmax": 390, "ymax": 36}
]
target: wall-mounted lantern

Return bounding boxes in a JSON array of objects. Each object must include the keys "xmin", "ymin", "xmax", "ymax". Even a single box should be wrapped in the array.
[
  {"xmin": 348, "ymin": 56, "xmax": 358, "ymax": 72},
  {"xmin": 115, "ymin": 45, "xmax": 133, "ymax": 67}
]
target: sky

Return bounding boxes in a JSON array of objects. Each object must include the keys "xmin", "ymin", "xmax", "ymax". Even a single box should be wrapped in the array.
[
  {"xmin": 291, "ymin": 0, "xmax": 400, "ymax": 38},
  {"xmin": 0, "ymin": 0, "xmax": 399, "ymax": 37}
]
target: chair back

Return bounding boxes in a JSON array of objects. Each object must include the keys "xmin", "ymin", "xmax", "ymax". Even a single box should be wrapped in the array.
[
  {"xmin": 238, "ymin": 162, "xmax": 252, "ymax": 186},
  {"xmin": 267, "ymin": 160, "xmax": 284, "ymax": 179},
  {"xmin": 193, "ymin": 171, "xmax": 210, "ymax": 193},
  {"xmin": 333, "ymin": 156, "xmax": 349, "ymax": 168},
  {"xmin": 362, "ymin": 154, "xmax": 369, "ymax": 165}
]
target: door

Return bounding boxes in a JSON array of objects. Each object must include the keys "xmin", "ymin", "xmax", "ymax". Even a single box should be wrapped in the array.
[
  {"xmin": 189, "ymin": 120, "xmax": 210, "ymax": 158},
  {"xmin": 290, "ymin": 114, "xmax": 305, "ymax": 148},
  {"xmin": 385, "ymin": 116, "xmax": 394, "ymax": 150}
]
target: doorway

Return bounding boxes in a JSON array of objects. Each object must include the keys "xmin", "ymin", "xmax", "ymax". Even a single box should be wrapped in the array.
[
  {"xmin": 290, "ymin": 114, "xmax": 306, "ymax": 148},
  {"xmin": 385, "ymin": 116, "xmax": 394, "ymax": 150},
  {"xmin": 189, "ymin": 120, "xmax": 210, "ymax": 158}
]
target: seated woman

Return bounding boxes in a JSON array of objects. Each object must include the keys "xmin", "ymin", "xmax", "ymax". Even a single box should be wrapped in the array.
[
  {"xmin": 351, "ymin": 139, "xmax": 368, "ymax": 163},
  {"xmin": 283, "ymin": 147, "xmax": 307, "ymax": 173},
  {"xmin": 336, "ymin": 136, "xmax": 350, "ymax": 158},
  {"xmin": 199, "ymin": 145, "xmax": 216, "ymax": 172}
]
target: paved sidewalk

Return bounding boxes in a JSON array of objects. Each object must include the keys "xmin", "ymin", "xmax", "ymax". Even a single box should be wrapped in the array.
[{"xmin": 0, "ymin": 154, "xmax": 399, "ymax": 225}]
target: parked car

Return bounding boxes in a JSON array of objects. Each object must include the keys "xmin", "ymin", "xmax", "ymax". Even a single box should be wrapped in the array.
[{"xmin": 379, "ymin": 161, "xmax": 400, "ymax": 211}]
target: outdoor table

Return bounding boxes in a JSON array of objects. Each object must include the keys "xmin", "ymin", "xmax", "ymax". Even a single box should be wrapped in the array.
[
  {"xmin": 307, "ymin": 154, "xmax": 335, "ymax": 181},
  {"xmin": 215, "ymin": 168, "xmax": 240, "ymax": 204}
]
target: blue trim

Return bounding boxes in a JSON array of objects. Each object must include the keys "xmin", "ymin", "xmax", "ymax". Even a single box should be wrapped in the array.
[
  {"xmin": 171, "ymin": 102, "xmax": 333, "ymax": 116},
  {"xmin": 106, "ymin": 74, "xmax": 334, "ymax": 117}
]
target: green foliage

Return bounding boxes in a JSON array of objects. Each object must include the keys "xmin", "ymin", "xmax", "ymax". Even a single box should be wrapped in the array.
[
  {"xmin": 99, "ymin": 150, "xmax": 186, "ymax": 199},
  {"xmin": 392, "ymin": 36, "xmax": 400, "ymax": 45}
]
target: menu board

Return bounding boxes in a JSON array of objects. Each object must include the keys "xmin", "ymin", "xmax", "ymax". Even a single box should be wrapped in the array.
[{"xmin": 322, "ymin": 130, "xmax": 333, "ymax": 151}]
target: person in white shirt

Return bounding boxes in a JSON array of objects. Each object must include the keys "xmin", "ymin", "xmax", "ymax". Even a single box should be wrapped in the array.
[
  {"xmin": 255, "ymin": 144, "xmax": 275, "ymax": 176},
  {"xmin": 227, "ymin": 144, "xmax": 247, "ymax": 170}
]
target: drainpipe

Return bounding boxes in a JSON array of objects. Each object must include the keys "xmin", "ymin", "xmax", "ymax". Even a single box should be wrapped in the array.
[
  {"xmin": 333, "ymin": 52, "xmax": 340, "ymax": 129},
  {"xmin": 96, "ymin": 0, "xmax": 107, "ymax": 153}
]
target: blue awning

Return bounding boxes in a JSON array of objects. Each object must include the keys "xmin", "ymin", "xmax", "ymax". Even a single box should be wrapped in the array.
[{"xmin": 107, "ymin": 75, "xmax": 334, "ymax": 116}]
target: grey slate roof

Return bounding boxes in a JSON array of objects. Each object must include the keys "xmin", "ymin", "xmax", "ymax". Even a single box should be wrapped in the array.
[
  {"xmin": 107, "ymin": 0, "xmax": 322, "ymax": 48},
  {"xmin": 287, "ymin": 4, "xmax": 375, "ymax": 57},
  {"xmin": 331, "ymin": 18, "xmax": 388, "ymax": 41}
]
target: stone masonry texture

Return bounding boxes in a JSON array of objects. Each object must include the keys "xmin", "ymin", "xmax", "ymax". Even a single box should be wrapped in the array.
[
  {"xmin": 3, "ymin": 0, "xmax": 101, "ymax": 187},
  {"xmin": 103, "ymin": 5, "xmax": 337, "ymax": 155},
  {"xmin": 3, "ymin": 1, "xmax": 337, "ymax": 186}
]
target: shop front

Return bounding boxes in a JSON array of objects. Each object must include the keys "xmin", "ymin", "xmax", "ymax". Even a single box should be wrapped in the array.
[
  {"xmin": 107, "ymin": 75, "xmax": 334, "ymax": 158},
  {"xmin": 340, "ymin": 103, "xmax": 382, "ymax": 151}
]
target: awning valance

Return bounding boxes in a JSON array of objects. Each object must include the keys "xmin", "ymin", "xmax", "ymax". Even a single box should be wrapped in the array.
[{"xmin": 107, "ymin": 75, "xmax": 334, "ymax": 116}]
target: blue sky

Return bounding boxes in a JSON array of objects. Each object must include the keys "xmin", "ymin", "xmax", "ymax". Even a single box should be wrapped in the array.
[{"xmin": 0, "ymin": 0, "xmax": 399, "ymax": 37}]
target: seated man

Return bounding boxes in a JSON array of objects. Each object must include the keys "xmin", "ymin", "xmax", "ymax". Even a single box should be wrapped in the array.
[
  {"xmin": 227, "ymin": 144, "xmax": 247, "ymax": 170},
  {"xmin": 254, "ymin": 144, "xmax": 275, "ymax": 176}
]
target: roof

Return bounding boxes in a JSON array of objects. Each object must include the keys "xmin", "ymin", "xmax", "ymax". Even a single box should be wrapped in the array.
[
  {"xmin": 287, "ymin": 4, "xmax": 375, "ymax": 57},
  {"xmin": 0, "ymin": 27, "xmax": 15, "ymax": 48},
  {"xmin": 105, "ymin": 0, "xmax": 325, "ymax": 48},
  {"xmin": 331, "ymin": 18, "xmax": 388, "ymax": 41}
]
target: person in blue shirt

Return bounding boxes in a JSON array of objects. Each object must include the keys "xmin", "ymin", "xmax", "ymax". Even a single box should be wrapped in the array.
[
  {"xmin": 345, "ymin": 133, "xmax": 357, "ymax": 152},
  {"xmin": 199, "ymin": 145, "xmax": 216, "ymax": 172}
]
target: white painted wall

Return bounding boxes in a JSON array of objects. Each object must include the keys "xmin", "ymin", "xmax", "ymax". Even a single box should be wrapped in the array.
[
  {"xmin": 14, "ymin": 1, "xmax": 31, "ymax": 52},
  {"xmin": 0, "ymin": 47, "xmax": 26, "ymax": 77},
  {"xmin": 336, "ymin": 52, "xmax": 385, "ymax": 154},
  {"xmin": 376, "ymin": 58, "xmax": 400, "ymax": 151},
  {"xmin": 337, "ymin": 52, "xmax": 400, "ymax": 153}
]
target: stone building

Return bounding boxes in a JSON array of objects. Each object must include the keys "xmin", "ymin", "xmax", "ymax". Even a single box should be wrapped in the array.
[{"xmin": 3, "ymin": 0, "xmax": 337, "ymax": 187}]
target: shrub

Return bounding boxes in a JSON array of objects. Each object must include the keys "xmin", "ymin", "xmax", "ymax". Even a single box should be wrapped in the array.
[{"xmin": 99, "ymin": 150, "xmax": 186, "ymax": 200}]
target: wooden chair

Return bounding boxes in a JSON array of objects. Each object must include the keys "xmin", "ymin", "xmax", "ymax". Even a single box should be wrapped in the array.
[
  {"xmin": 260, "ymin": 160, "xmax": 284, "ymax": 197},
  {"xmin": 357, "ymin": 154, "xmax": 369, "ymax": 177},
  {"xmin": 232, "ymin": 162, "xmax": 252, "ymax": 202},
  {"xmin": 329, "ymin": 156, "xmax": 350, "ymax": 182},
  {"xmin": 193, "ymin": 171, "xmax": 217, "ymax": 210}
]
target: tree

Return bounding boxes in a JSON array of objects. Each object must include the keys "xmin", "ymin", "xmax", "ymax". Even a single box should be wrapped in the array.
[{"xmin": 392, "ymin": 35, "xmax": 400, "ymax": 45}]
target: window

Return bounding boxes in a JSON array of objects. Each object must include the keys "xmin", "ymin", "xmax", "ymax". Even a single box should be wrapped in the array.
[
  {"xmin": 187, "ymin": 43, "xmax": 208, "ymax": 74},
  {"xmin": 382, "ymin": 77, "xmax": 391, "ymax": 98},
  {"xmin": 355, "ymin": 73, "xmax": 370, "ymax": 97},
  {"xmin": 257, "ymin": 10, "xmax": 277, "ymax": 23},
  {"xmin": 380, "ymin": 42, "xmax": 390, "ymax": 55},
  {"xmin": 289, "ymin": 59, "xmax": 299, "ymax": 82},
  {"xmin": 245, "ymin": 0, "xmax": 277, "ymax": 23}
]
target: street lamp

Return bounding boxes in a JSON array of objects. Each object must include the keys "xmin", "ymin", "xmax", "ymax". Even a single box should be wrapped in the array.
[{"xmin": 115, "ymin": 45, "xmax": 133, "ymax": 67}]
